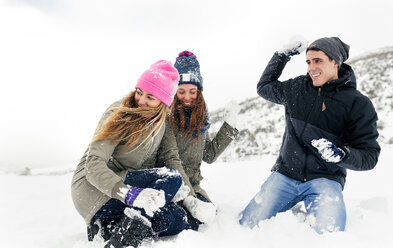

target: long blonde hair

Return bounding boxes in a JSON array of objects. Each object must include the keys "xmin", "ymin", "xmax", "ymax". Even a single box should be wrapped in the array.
[{"xmin": 94, "ymin": 90, "xmax": 170, "ymax": 150}]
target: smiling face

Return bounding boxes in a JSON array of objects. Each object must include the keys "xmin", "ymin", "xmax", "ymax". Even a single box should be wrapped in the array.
[
  {"xmin": 306, "ymin": 50, "xmax": 339, "ymax": 87},
  {"xmin": 134, "ymin": 88, "xmax": 161, "ymax": 108},
  {"xmin": 176, "ymin": 84, "xmax": 198, "ymax": 106}
]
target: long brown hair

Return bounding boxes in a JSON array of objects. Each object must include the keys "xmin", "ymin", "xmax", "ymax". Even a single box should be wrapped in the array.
[
  {"xmin": 169, "ymin": 89, "xmax": 207, "ymax": 140},
  {"xmin": 94, "ymin": 90, "xmax": 169, "ymax": 150}
]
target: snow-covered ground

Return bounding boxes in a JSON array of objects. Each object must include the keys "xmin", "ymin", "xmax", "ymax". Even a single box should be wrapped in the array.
[{"xmin": 1, "ymin": 145, "xmax": 392, "ymax": 248}]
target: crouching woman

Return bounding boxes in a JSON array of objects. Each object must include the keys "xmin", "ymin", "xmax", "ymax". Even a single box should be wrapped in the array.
[{"xmin": 71, "ymin": 60, "xmax": 193, "ymax": 248}]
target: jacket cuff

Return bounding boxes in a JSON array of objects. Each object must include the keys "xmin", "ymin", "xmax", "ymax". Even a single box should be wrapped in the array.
[
  {"xmin": 111, "ymin": 180, "xmax": 131, "ymax": 202},
  {"xmin": 222, "ymin": 121, "xmax": 239, "ymax": 139},
  {"xmin": 340, "ymin": 146, "xmax": 350, "ymax": 162}
]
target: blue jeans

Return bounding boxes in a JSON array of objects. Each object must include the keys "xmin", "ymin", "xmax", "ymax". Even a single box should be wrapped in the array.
[{"xmin": 239, "ymin": 171, "xmax": 346, "ymax": 233}]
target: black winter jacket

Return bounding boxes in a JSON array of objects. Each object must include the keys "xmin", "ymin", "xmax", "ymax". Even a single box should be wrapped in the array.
[{"xmin": 257, "ymin": 52, "xmax": 380, "ymax": 188}]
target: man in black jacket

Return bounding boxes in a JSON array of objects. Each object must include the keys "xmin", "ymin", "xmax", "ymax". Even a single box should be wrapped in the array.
[{"xmin": 239, "ymin": 37, "xmax": 380, "ymax": 233}]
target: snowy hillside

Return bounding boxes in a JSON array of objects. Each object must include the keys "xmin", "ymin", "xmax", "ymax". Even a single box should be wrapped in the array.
[
  {"xmin": 210, "ymin": 47, "xmax": 393, "ymax": 162},
  {"xmin": 350, "ymin": 46, "xmax": 393, "ymax": 144}
]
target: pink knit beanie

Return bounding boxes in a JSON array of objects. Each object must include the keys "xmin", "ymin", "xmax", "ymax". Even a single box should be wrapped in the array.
[{"xmin": 135, "ymin": 60, "xmax": 179, "ymax": 107}]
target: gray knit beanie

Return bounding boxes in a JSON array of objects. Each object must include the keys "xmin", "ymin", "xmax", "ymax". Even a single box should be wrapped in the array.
[{"xmin": 307, "ymin": 37, "xmax": 350, "ymax": 67}]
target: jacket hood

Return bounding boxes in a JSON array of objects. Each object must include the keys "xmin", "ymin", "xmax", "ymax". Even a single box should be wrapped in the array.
[{"xmin": 336, "ymin": 63, "xmax": 357, "ymax": 90}]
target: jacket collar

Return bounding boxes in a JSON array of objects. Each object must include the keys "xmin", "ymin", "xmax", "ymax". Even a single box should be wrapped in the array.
[{"xmin": 307, "ymin": 63, "xmax": 356, "ymax": 93}]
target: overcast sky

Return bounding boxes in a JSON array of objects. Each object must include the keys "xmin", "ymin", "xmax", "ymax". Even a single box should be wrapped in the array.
[{"xmin": 1, "ymin": 0, "xmax": 393, "ymax": 170}]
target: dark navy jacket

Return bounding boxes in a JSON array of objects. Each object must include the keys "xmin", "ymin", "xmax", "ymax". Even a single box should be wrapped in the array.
[{"xmin": 257, "ymin": 52, "xmax": 380, "ymax": 188}]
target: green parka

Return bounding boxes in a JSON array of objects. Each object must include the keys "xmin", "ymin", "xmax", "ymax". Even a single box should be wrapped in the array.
[
  {"xmin": 71, "ymin": 100, "xmax": 194, "ymax": 224},
  {"xmin": 172, "ymin": 121, "xmax": 238, "ymax": 201}
]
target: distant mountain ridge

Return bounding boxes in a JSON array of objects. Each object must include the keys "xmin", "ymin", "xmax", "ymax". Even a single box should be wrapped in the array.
[{"xmin": 210, "ymin": 47, "xmax": 393, "ymax": 162}]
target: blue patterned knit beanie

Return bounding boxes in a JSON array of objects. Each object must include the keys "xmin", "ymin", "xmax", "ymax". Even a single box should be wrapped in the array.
[{"xmin": 174, "ymin": 50, "xmax": 203, "ymax": 91}]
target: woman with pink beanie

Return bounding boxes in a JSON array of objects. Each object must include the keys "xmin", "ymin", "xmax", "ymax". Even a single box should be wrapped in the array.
[{"xmin": 71, "ymin": 60, "xmax": 193, "ymax": 248}]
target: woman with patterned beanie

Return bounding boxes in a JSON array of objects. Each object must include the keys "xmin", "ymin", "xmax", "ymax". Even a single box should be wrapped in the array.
[{"xmin": 170, "ymin": 51, "xmax": 240, "ymax": 230}]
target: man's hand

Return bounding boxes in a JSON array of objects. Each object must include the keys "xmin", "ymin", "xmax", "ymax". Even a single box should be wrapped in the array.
[
  {"xmin": 279, "ymin": 35, "xmax": 308, "ymax": 57},
  {"xmin": 311, "ymin": 138, "xmax": 346, "ymax": 163}
]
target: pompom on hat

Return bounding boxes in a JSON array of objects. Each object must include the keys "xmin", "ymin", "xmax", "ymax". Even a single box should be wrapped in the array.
[
  {"xmin": 135, "ymin": 60, "xmax": 179, "ymax": 107},
  {"xmin": 174, "ymin": 50, "xmax": 203, "ymax": 90},
  {"xmin": 307, "ymin": 37, "xmax": 350, "ymax": 67}
]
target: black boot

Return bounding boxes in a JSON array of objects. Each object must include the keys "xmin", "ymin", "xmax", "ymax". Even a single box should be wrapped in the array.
[
  {"xmin": 87, "ymin": 219, "xmax": 118, "ymax": 242},
  {"xmin": 87, "ymin": 223, "xmax": 99, "ymax": 241},
  {"xmin": 104, "ymin": 215, "xmax": 153, "ymax": 248}
]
